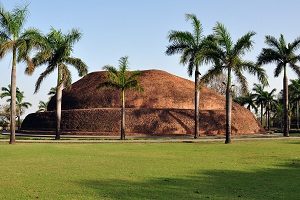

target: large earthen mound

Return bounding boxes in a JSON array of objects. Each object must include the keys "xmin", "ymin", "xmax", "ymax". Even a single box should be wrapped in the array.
[
  {"xmin": 47, "ymin": 70, "xmax": 227, "ymax": 110},
  {"xmin": 22, "ymin": 70, "xmax": 264, "ymax": 135}
]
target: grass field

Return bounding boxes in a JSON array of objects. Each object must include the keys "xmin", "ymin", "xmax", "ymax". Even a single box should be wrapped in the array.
[{"xmin": 0, "ymin": 140, "xmax": 299, "ymax": 199}]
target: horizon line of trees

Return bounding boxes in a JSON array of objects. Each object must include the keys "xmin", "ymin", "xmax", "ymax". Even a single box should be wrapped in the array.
[{"xmin": 1, "ymin": 4, "xmax": 300, "ymax": 144}]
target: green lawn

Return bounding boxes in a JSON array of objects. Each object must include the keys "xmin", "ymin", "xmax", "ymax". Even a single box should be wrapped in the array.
[{"xmin": 0, "ymin": 140, "xmax": 299, "ymax": 200}]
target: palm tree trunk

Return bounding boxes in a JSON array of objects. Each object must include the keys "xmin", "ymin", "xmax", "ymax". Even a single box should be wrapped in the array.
[
  {"xmin": 55, "ymin": 67, "xmax": 63, "ymax": 140},
  {"xmin": 283, "ymin": 65, "xmax": 289, "ymax": 137},
  {"xmin": 297, "ymin": 101, "xmax": 299, "ymax": 130},
  {"xmin": 10, "ymin": 47, "xmax": 17, "ymax": 144},
  {"xmin": 194, "ymin": 64, "xmax": 200, "ymax": 139},
  {"xmin": 225, "ymin": 68, "xmax": 232, "ymax": 144},
  {"xmin": 265, "ymin": 104, "xmax": 269, "ymax": 130},
  {"xmin": 267, "ymin": 103, "xmax": 270, "ymax": 131},
  {"xmin": 260, "ymin": 103, "xmax": 263, "ymax": 127},
  {"xmin": 121, "ymin": 89, "xmax": 125, "ymax": 140}
]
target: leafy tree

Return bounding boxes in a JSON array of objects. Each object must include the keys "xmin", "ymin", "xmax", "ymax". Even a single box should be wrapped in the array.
[
  {"xmin": 0, "ymin": 5, "xmax": 42, "ymax": 143},
  {"xmin": 27, "ymin": 28, "xmax": 88, "ymax": 140},
  {"xmin": 257, "ymin": 34, "xmax": 300, "ymax": 136},
  {"xmin": 37, "ymin": 101, "xmax": 48, "ymax": 112},
  {"xmin": 166, "ymin": 14, "xmax": 212, "ymax": 139},
  {"xmin": 98, "ymin": 56, "xmax": 143, "ymax": 140},
  {"xmin": 201, "ymin": 23, "xmax": 267, "ymax": 144}
]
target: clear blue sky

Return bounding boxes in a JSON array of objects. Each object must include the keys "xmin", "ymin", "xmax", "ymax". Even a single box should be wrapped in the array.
[{"xmin": 1, "ymin": 0, "xmax": 300, "ymax": 116}]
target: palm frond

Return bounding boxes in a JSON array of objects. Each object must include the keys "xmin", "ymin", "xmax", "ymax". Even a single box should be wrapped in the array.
[
  {"xmin": 0, "ymin": 31, "xmax": 10, "ymax": 41},
  {"xmin": 11, "ymin": 5, "xmax": 28, "ymax": 36},
  {"xmin": 200, "ymin": 65, "xmax": 224, "ymax": 85},
  {"xmin": 165, "ymin": 43, "xmax": 188, "ymax": 55},
  {"xmin": 257, "ymin": 48, "xmax": 282, "ymax": 65},
  {"xmin": 289, "ymin": 63, "xmax": 300, "ymax": 77},
  {"xmin": 60, "ymin": 63, "xmax": 72, "ymax": 87},
  {"xmin": 119, "ymin": 56, "xmax": 129, "ymax": 74},
  {"xmin": 167, "ymin": 30, "xmax": 194, "ymax": 46},
  {"xmin": 0, "ymin": 6, "xmax": 13, "ymax": 36},
  {"xmin": 65, "ymin": 57, "xmax": 88, "ymax": 76},
  {"xmin": 233, "ymin": 68, "xmax": 248, "ymax": 94},
  {"xmin": 0, "ymin": 40, "xmax": 14, "ymax": 58},
  {"xmin": 185, "ymin": 13, "xmax": 203, "ymax": 44},
  {"xmin": 66, "ymin": 28, "xmax": 82, "ymax": 45},
  {"xmin": 265, "ymin": 35, "xmax": 281, "ymax": 50},
  {"xmin": 289, "ymin": 36, "xmax": 300, "ymax": 51},
  {"xmin": 35, "ymin": 65, "xmax": 56, "ymax": 93},
  {"xmin": 213, "ymin": 22, "xmax": 232, "ymax": 51},
  {"xmin": 274, "ymin": 62, "xmax": 285, "ymax": 77},
  {"xmin": 232, "ymin": 31, "xmax": 255, "ymax": 56},
  {"xmin": 97, "ymin": 81, "xmax": 121, "ymax": 90},
  {"xmin": 124, "ymin": 79, "xmax": 143, "ymax": 92},
  {"xmin": 238, "ymin": 61, "xmax": 268, "ymax": 86}
]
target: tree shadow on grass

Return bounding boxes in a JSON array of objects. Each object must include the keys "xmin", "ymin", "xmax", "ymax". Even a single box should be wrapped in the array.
[{"xmin": 77, "ymin": 160, "xmax": 300, "ymax": 199}]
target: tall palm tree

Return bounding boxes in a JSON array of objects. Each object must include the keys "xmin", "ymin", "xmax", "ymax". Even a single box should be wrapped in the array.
[
  {"xmin": 166, "ymin": 14, "xmax": 212, "ymax": 139},
  {"xmin": 234, "ymin": 92, "xmax": 257, "ymax": 112},
  {"xmin": 37, "ymin": 101, "xmax": 48, "ymax": 112},
  {"xmin": 27, "ymin": 28, "xmax": 88, "ymax": 140},
  {"xmin": 264, "ymin": 89, "xmax": 277, "ymax": 130},
  {"xmin": 98, "ymin": 56, "xmax": 143, "ymax": 140},
  {"xmin": 289, "ymin": 79, "xmax": 300, "ymax": 129},
  {"xmin": 0, "ymin": 5, "xmax": 41, "ymax": 143},
  {"xmin": 253, "ymin": 83, "xmax": 267, "ymax": 126},
  {"xmin": 201, "ymin": 23, "xmax": 268, "ymax": 144},
  {"xmin": 257, "ymin": 34, "xmax": 300, "ymax": 136}
]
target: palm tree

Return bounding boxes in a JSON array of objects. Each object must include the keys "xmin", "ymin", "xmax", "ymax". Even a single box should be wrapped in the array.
[
  {"xmin": 234, "ymin": 93, "xmax": 257, "ymax": 112},
  {"xmin": 272, "ymin": 102, "xmax": 284, "ymax": 131},
  {"xmin": 289, "ymin": 79, "xmax": 300, "ymax": 129},
  {"xmin": 257, "ymin": 34, "xmax": 300, "ymax": 137},
  {"xmin": 2, "ymin": 86, "xmax": 31, "ymax": 129},
  {"xmin": 27, "ymin": 28, "xmax": 88, "ymax": 140},
  {"xmin": 0, "ymin": 5, "xmax": 42, "ymax": 143},
  {"xmin": 166, "ymin": 14, "xmax": 213, "ymax": 139},
  {"xmin": 0, "ymin": 85, "xmax": 22, "ymax": 100},
  {"xmin": 253, "ymin": 83, "xmax": 267, "ymax": 126},
  {"xmin": 98, "ymin": 56, "xmax": 143, "ymax": 140},
  {"xmin": 201, "ymin": 23, "xmax": 268, "ymax": 144},
  {"xmin": 264, "ymin": 89, "xmax": 277, "ymax": 130},
  {"xmin": 14, "ymin": 92, "xmax": 31, "ymax": 130},
  {"xmin": 37, "ymin": 101, "xmax": 48, "ymax": 112}
]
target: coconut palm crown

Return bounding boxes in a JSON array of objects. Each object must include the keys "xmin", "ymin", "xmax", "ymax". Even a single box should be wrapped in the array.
[
  {"xmin": 26, "ymin": 28, "xmax": 88, "ymax": 140},
  {"xmin": 97, "ymin": 56, "xmax": 143, "ymax": 140},
  {"xmin": 37, "ymin": 101, "xmax": 48, "ymax": 112},
  {"xmin": 234, "ymin": 93, "xmax": 257, "ymax": 113},
  {"xmin": 201, "ymin": 23, "xmax": 268, "ymax": 143},
  {"xmin": 257, "ymin": 34, "xmax": 300, "ymax": 136}
]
